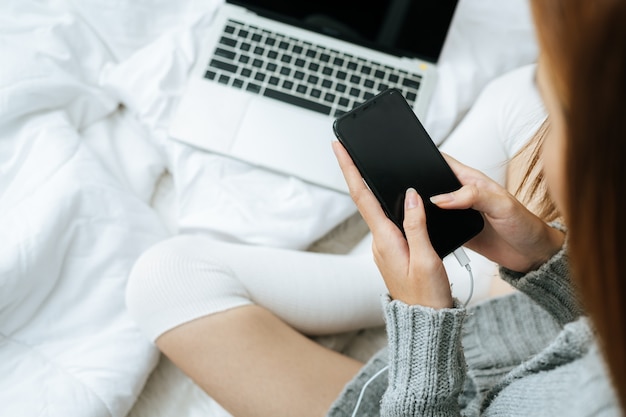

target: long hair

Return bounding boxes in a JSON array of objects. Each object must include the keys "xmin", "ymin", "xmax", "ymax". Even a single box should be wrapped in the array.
[
  {"xmin": 511, "ymin": 119, "xmax": 560, "ymax": 223},
  {"xmin": 531, "ymin": 0, "xmax": 626, "ymax": 409}
]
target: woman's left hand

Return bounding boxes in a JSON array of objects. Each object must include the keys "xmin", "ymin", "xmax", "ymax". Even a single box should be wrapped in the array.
[{"xmin": 332, "ymin": 141, "xmax": 453, "ymax": 309}]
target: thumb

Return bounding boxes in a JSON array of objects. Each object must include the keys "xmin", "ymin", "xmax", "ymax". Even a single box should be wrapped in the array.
[{"xmin": 403, "ymin": 188, "xmax": 434, "ymax": 255}]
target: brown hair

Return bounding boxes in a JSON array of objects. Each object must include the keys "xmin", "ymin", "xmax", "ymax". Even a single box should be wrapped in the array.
[
  {"xmin": 531, "ymin": 0, "xmax": 626, "ymax": 409},
  {"xmin": 510, "ymin": 119, "xmax": 560, "ymax": 222}
]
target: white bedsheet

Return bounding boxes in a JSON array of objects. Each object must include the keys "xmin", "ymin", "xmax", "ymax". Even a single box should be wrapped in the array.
[{"xmin": 0, "ymin": 0, "xmax": 538, "ymax": 416}]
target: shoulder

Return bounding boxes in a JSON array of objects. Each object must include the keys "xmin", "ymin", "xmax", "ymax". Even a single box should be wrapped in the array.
[
  {"xmin": 486, "ymin": 318, "xmax": 621, "ymax": 416},
  {"xmin": 567, "ymin": 320, "xmax": 620, "ymax": 415}
]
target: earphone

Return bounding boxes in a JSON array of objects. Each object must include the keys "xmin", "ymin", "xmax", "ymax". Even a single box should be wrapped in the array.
[
  {"xmin": 350, "ymin": 247, "xmax": 474, "ymax": 416},
  {"xmin": 350, "ymin": 365, "xmax": 389, "ymax": 417}
]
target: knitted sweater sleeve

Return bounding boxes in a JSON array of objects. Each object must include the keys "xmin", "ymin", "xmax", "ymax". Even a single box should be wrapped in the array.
[
  {"xmin": 379, "ymin": 246, "xmax": 579, "ymax": 417},
  {"xmin": 499, "ymin": 247, "xmax": 584, "ymax": 325},
  {"xmin": 380, "ymin": 298, "xmax": 467, "ymax": 417}
]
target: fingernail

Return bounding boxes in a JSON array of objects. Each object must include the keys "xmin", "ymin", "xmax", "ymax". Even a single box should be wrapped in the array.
[
  {"xmin": 430, "ymin": 193, "xmax": 453, "ymax": 205},
  {"xmin": 405, "ymin": 188, "xmax": 419, "ymax": 209}
]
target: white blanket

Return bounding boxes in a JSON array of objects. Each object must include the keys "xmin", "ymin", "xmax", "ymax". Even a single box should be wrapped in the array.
[{"xmin": 0, "ymin": 0, "xmax": 538, "ymax": 416}]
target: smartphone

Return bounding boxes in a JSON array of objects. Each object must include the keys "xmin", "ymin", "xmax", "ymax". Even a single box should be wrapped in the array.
[{"xmin": 333, "ymin": 88, "xmax": 484, "ymax": 258}]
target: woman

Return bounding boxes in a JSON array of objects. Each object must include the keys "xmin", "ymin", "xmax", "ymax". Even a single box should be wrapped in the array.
[
  {"xmin": 127, "ymin": 0, "xmax": 624, "ymax": 414},
  {"xmin": 330, "ymin": 0, "xmax": 624, "ymax": 414},
  {"xmin": 125, "ymin": 72, "xmax": 541, "ymax": 414}
]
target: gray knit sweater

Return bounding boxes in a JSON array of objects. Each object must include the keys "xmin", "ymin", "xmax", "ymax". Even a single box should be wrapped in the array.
[{"xmin": 327, "ymin": 248, "xmax": 621, "ymax": 416}]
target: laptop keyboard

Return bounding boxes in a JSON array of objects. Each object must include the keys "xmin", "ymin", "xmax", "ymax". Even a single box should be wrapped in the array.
[{"xmin": 204, "ymin": 19, "xmax": 423, "ymax": 118}]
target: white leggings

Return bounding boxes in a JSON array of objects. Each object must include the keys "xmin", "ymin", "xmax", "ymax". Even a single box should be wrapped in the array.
[
  {"xmin": 126, "ymin": 235, "xmax": 385, "ymax": 341},
  {"xmin": 126, "ymin": 64, "xmax": 545, "ymax": 342}
]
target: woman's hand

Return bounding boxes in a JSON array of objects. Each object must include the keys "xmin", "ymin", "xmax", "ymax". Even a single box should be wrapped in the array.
[
  {"xmin": 333, "ymin": 141, "xmax": 565, "ymax": 308},
  {"xmin": 333, "ymin": 141, "xmax": 453, "ymax": 309},
  {"xmin": 431, "ymin": 153, "xmax": 564, "ymax": 273}
]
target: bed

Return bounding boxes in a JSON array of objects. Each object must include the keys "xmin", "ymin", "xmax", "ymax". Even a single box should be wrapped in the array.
[{"xmin": 0, "ymin": 1, "xmax": 540, "ymax": 416}]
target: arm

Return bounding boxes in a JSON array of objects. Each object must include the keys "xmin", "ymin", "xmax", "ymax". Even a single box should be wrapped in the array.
[
  {"xmin": 500, "ymin": 242, "xmax": 584, "ymax": 325},
  {"xmin": 332, "ymin": 141, "xmax": 564, "ymax": 308},
  {"xmin": 381, "ymin": 299, "xmax": 467, "ymax": 417},
  {"xmin": 332, "ymin": 141, "xmax": 566, "ymax": 415}
]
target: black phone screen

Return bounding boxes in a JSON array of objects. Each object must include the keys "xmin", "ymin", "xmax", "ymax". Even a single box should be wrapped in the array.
[{"xmin": 333, "ymin": 88, "xmax": 484, "ymax": 258}]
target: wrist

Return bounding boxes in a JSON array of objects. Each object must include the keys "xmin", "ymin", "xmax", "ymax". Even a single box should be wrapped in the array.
[{"xmin": 525, "ymin": 223, "xmax": 566, "ymax": 272}]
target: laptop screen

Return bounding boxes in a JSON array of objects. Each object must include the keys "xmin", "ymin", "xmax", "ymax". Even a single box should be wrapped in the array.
[{"xmin": 228, "ymin": 0, "xmax": 459, "ymax": 62}]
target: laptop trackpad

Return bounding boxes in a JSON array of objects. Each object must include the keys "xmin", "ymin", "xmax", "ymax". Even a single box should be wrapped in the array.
[
  {"xmin": 168, "ymin": 80, "xmax": 252, "ymax": 154},
  {"xmin": 232, "ymin": 97, "xmax": 339, "ymax": 184}
]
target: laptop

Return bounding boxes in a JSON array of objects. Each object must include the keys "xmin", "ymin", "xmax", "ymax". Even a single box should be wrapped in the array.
[{"xmin": 169, "ymin": 0, "xmax": 459, "ymax": 194}]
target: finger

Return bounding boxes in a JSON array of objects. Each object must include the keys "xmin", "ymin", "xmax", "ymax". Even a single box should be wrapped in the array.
[
  {"xmin": 429, "ymin": 184, "xmax": 478, "ymax": 210},
  {"xmin": 402, "ymin": 188, "xmax": 438, "ymax": 259},
  {"xmin": 332, "ymin": 141, "xmax": 365, "ymax": 193},
  {"xmin": 402, "ymin": 188, "xmax": 454, "ymax": 308},
  {"xmin": 438, "ymin": 152, "xmax": 498, "ymax": 209},
  {"xmin": 332, "ymin": 141, "xmax": 398, "ymax": 235},
  {"xmin": 430, "ymin": 182, "xmax": 515, "ymax": 221},
  {"xmin": 438, "ymin": 153, "xmax": 526, "ymax": 220}
]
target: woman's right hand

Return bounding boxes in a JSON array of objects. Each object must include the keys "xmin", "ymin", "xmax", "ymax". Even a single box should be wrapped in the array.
[{"xmin": 432, "ymin": 153, "xmax": 565, "ymax": 273}]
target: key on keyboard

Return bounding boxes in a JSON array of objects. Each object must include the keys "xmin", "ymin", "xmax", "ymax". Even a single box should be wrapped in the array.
[{"xmin": 205, "ymin": 20, "xmax": 422, "ymax": 118}]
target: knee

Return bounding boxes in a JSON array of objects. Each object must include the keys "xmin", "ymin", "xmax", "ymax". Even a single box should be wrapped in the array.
[
  {"xmin": 125, "ymin": 236, "xmax": 251, "ymax": 342},
  {"xmin": 125, "ymin": 237, "xmax": 188, "ymax": 341}
]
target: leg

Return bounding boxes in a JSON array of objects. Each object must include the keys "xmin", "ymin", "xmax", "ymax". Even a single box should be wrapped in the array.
[
  {"xmin": 157, "ymin": 305, "xmax": 362, "ymax": 417},
  {"xmin": 126, "ymin": 235, "xmax": 386, "ymax": 416},
  {"xmin": 439, "ymin": 63, "xmax": 545, "ymax": 187}
]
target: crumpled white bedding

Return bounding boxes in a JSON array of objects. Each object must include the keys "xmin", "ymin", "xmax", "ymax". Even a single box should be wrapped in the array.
[{"xmin": 0, "ymin": 0, "xmax": 538, "ymax": 416}]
